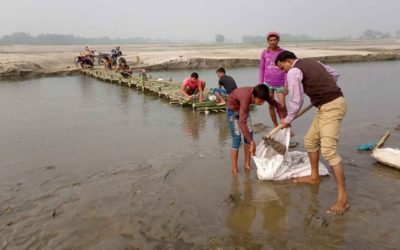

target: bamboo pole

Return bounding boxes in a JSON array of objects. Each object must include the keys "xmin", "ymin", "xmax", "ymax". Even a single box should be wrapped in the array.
[
  {"xmin": 376, "ymin": 131, "xmax": 390, "ymax": 148},
  {"xmin": 196, "ymin": 106, "xmax": 226, "ymax": 111}
]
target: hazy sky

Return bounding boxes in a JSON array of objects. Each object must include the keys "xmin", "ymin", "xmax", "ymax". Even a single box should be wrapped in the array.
[{"xmin": 1, "ymin": 0, "xmax": 399, "ymax": 41}]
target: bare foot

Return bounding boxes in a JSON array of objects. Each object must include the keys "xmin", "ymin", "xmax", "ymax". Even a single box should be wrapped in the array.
[
  {"xmin": 293, "ymin": 176, "xmax": 320, "ymax": 184},
  {"xmin": 244, "ymin": 165, "xmax": 251, "ymax": 172},
  {"xmin": 326, "ymin": 201, "xmax": 350, "ymax": 215},
  {"xmin": 232, "ymin": 167, "xmax": 239, "ymax": 176},
  {"xmin": 217, "ymin": 101, "xmax": 226, "ymax": 106}
]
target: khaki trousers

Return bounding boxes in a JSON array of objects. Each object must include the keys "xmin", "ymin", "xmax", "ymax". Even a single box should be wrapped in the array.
[{"xmin": 304, "ymin": 97, "xmax": 347, "ymax": 166}]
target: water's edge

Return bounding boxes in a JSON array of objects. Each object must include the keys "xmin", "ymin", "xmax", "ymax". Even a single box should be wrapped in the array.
[{"xmin": 1, "ymin": 53, "xmax": 399, "ymax": 81}]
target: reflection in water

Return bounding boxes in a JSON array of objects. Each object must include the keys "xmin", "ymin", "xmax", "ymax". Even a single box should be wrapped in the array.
[
  {"xmin": 225, "ymin": 178, "xmax": 292, "ymax": 248},
  {"xmin": 140, "ymin": 92, "xmax": 151, "ymax": 123},
  {"xmin": 181, "ymin": 110, "xmax": 206, "ymax": 140},
  {"xmin": 212, "ymin": 112, "xmax": 231, "ymax": 145},
  {"xmin": 261, "ymin": 193, "xmax": 288, "ymax": 245},
  {"xmin": 78, "ymin": 75, "xmax": 96, "ymax": 103},
  {"xmin": 308, "ymin": 184, "xmax": 320, "ymax": 215},
  {"xmin": 306, "ymin": 184, "xmax": 346, "ymax": 249},
  {"xmin": 79, "ymin": 75, "xmax": 133, "ymax": 115},
  {"xmin": 116, "ymin": 86, "xmax": 132, "ymax": 114},
  {"xmin": 226, "ymin": 175, "xmax": 261, "ymax": 249},
  {"xmin": 181, "ymin": 111, "xmax": 230, "ymax": 143}
]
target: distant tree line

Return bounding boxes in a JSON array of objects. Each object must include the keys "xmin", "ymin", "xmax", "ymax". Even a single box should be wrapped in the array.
[
  {"xmin": 0, "ymin": 32, "xmax": 170, "ymax": 45},
  {"xmin": 359, "ymin": 29, "xmax": 391, "ymax": 39},
  {"xmin": 2, "ymin": 30, "xmax": 398, "ymax": 45}
]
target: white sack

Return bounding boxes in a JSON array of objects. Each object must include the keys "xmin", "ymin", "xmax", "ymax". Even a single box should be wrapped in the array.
[
  {"xmin": 372, "ymin": 148, "xmax": 400, "ymax": 169},
  {"xmin": 253, "ymin": 128, "xmax": 329, "ymax": 181}
]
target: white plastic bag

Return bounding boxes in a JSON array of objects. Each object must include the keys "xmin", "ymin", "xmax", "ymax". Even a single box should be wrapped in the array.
[
  {"xmin": 372, "ymin": 148, "xmax": 400, "ymax": 169},
  {"xmin": 253, "ymin": 128, "xmax": 329, "ymax": 181}
]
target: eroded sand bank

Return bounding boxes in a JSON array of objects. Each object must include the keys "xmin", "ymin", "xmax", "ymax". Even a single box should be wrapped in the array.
[{"xmin": 1, "ymin": 39, "xmax": 399, "ymax": 79}]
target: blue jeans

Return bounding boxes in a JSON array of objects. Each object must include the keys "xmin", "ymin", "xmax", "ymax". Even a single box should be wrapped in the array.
[
  {"xmin": 227, "ymin": 109, "xmax": 253, "ymax": 150},
  {"xmin": 212, "ymin": 87, "xmax": 227, "ymax": 96}
]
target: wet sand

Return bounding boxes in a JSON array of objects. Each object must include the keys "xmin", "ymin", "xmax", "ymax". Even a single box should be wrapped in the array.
[
  {"xmin": 0, "ymin": 62, "xmax": 400, "ymax": 249},
  {"xmin": 1, "ymin": 39, "xmax": 400, "ymax": 79}
]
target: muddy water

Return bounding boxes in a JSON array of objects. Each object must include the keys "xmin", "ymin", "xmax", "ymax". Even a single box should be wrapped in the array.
[{"xmin": 0, "ymin": 61, "xmax": 400, "ymax": 249}]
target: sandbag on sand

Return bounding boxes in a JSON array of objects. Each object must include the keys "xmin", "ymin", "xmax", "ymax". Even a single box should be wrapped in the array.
[{"xmin": 253, "ymin": 128, "xmax": 329, "ymax": 181}]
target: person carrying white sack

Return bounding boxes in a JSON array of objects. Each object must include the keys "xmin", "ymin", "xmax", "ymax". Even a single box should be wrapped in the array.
[{"xmin": 275, "ymin": 50, "xmax": 349, "ymax": 215}]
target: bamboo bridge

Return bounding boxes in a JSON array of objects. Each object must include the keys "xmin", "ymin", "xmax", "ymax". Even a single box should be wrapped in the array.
[{"xmin": 81, "ymin": 68, "xmax": 228, "ymax": 114}]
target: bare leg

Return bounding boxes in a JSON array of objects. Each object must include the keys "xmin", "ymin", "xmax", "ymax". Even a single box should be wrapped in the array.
[
  {"xmin": 268, "ymin": 91, "xmax": 278, "ymax": 127},
  {"xmin": 182, "ymin": 87, "xmax": 192, "ymax": 100},
  {"xmin": 276, "ymin": 92, "xmax": 287, "ymax": 118},
  {"xmin": 230, "ymin": 149, "xmax": 239, "ymax": 176},
  {"xmin": 198, "ymin": 82, "xmax": 206, "ymax": 102},
  {"xmin": 294, "ymin": 151, "xmax": 321, "ymax": 184},
  {"xmin": 215, "ymin": 92, "xmax": 226, "ymax": 105},
  {"xmin": 243, "ymin": 144, "xmax": 251, "ymax": 171},
  {"xmin": 277, "ymin": 91, "xmax": 295, "ymax": 137},
  {"xmin": 327, "ymin": 161, "xmax": 350, "ymax": 215},
  {"xmin": 199, "ymin": 92, "xmax": 204, "ymax": 102}
]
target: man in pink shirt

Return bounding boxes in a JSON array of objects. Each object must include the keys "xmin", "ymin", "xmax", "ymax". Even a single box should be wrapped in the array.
[
  {"xmin": 259, "ymin": 32, "xmax": 288, "ymax": 127},
  {"xmin": 275, "ymin": 50, "xmax": 348, "ymax": 215},
  {"xmin": 180, "ymin": 72, "xmax": 206, "ymax": 102}
]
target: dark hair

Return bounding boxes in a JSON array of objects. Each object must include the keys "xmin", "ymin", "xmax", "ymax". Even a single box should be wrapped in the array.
[
  {"xmin": 252, "ymin": 84, "xmax": 270, "ymax": 100},
  {"xmin": 216, "ymin": 67, "xmax": 225, "ymax": 74},
  {"xmin": 191, "ymin": 72, "xmax": 199, "ymax": 79},
  {"xmin": 119, "ymin": 57, "xmax": 126, "ymax": 64},
  {"xmin": 275, "ymin": 50, "xmax": 297, "ymax": 65},
  {"xmin": 268, "ymin": 34, "xmax": 280, "ymax": 40}
]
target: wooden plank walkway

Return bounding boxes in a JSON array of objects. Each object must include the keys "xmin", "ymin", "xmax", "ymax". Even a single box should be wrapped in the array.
[{"xmin": 81, "ymin": 67, "xmax": 227, "ymax": 114}]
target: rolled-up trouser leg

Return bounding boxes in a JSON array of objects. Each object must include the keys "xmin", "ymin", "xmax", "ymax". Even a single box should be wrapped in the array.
[
  {"xmin": 304, "ymin": 114, "xmax": 320, "ymax": 153},
  {"xmin": 228, "ymin": 109, "xmax": 241, "ymax": 150},
  {"xmin": 318, "ymin": 97, "xmax": 347, "ymax": 166},
  {"xmin": 227, "ymin": 109, "xmax": 253, "ymax": 150}
]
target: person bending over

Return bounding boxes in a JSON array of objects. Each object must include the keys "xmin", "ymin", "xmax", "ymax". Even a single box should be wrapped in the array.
[
  {"xmin": 275, "ymin": 50, "xmax": 349, "ymax": 215},
  {"xmin": 226, "ymin": 84, "xmax": 284, "ymax": 175},
  {"xmin": 180, "ymin": 72, "xmax": 206, "ymax": 102},
  {"xmin": 212, "ymin": 67, "xmax": 238, "ymax": 105}
]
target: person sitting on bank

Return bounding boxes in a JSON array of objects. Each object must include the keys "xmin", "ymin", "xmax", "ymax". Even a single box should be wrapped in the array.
[
  {"xmin": 139, "ymin": 68, "xmax": 148, "ymax": 81},
  {"xmin": 227, "ymin": 84, "xmax": 284, "ymax": 175},
  {"xmin": 116, "ymin": 57, "xmax": 132, "ymax": 78},
  {"xmin": 80, "ymin": 46, "xmax": 93, "ymax": 59},
  {"xmin": 103, "ymin": 55, "xmax": 113, "ymax": 70},
  {"xmin": 111, "ymin": 46, "xmax": 122, "ymax": 57},
  {"xmin": 82, "ymin": 57, "xmax": 94, "ymax": 68},
  {"xmin": 275, "ymin": 50, "xmax": 349, "ymax": 215},
  {"xmin": 180, "ymin": 72, "xmax": 206, "ymax": 102},
  {"xmin": 212, "ymin": 67, "xmax": 238, "ymax": 105},
  {"xmin": 110, "ymin": 46, "xmax": 122, "ymax": 66}
]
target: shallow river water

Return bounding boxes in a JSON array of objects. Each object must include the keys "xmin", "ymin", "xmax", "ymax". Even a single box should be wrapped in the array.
[{"xmin": 0, "ymin": 61, "xmax": 399, "ymax": 249}]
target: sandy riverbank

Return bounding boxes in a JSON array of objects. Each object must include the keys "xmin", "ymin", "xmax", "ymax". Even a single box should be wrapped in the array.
[{"xmin": 1, "ymin": 39, "xmax": 399, "ymax": 79}]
